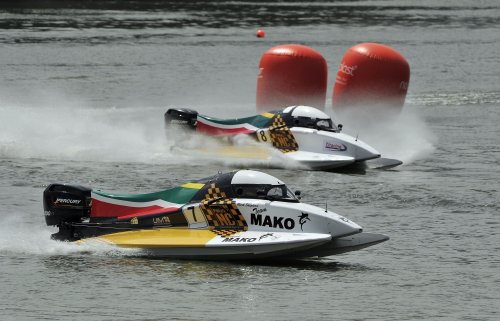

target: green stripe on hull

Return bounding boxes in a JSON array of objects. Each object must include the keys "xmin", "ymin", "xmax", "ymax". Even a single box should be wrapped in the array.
[
  {"xmin": 93, "ymin": 186, "xmax": 199, "ymax": 204},
  {"xmin": 198, "ymin": 114, "xmax": 270, "ymax": 128}
]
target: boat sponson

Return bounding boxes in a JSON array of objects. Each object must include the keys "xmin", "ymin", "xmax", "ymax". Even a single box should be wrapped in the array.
[{"xmin": 281, "ymin": 232, "xmax": 389, "ymax": 258}]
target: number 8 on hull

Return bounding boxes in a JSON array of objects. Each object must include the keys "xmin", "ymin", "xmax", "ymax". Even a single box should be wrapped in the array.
[{"xmin": 165, "ymin": 105, "xmax": 402, "ymax": 171}]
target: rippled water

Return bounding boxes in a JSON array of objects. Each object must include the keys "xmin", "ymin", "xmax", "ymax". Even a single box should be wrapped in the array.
[{"xmin": 1, "ymin": 1, "xmax": 499, "ymax": 320}]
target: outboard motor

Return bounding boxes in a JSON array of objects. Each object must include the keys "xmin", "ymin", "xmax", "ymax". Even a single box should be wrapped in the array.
[
  {"xmin": 43, "ymin": 184, "xmax": 92, "ymax": 240},
  {"xmin": 164, "ymin": 108, "xmax": 198, "ymax": 130}
]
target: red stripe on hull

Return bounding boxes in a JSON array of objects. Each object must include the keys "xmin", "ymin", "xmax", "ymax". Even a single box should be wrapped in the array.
[
  {"xmin": 197, "ymin": 121, "xmax": 255, "ymax": 136},
  {"xmin": 91, "ymin": 198, "xmax": 179, "ymax": 218}
]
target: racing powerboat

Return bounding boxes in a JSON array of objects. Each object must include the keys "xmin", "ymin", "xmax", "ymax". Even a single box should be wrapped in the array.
[
  {"xmin": 164, "ymin": 105, "xmax": 402, "ymax": 171},
  {"xmin": 43, "ymin": 170, "xmax": 388, "ymax": 260}
]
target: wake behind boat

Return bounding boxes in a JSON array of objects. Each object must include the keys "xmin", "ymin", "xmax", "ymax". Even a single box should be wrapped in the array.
[
  {"xmin": 164, "ymin": 105, "xmax": 402, "ymax": 171},
  {"xmin": 43, "ymin": 170, "xmax": 388, "ymax": 260}
]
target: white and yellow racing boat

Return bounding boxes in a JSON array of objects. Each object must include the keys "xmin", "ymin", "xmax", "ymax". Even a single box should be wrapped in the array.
[{"xmin": 44, "ymin": 170, "xmax": 388, "ymax": 260}]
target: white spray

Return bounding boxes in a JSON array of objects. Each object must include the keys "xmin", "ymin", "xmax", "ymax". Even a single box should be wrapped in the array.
[{"xmin": 330, "ymin": 105, "xmax": 436, "ymax": 164}]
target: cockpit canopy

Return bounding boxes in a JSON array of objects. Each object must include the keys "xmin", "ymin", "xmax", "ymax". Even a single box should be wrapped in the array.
[
  {"xmin": 282, "ymin": 105, "xmax": 339, "ymax": 132},
  {"xmin": 230, "ymin": 170, "xmax": 298, "ymax": 202},
  {"xmin": 192, "ymin": 170, "xmax": 299, "ymax": 203},
  {"xmin": 232, "ymin": 183, "xmax": 298, "ymax": 202}
]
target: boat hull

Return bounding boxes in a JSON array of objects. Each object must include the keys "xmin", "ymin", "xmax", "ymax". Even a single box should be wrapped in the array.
[
  {"xmin": 76, "ymin": 229, "xmax": 388, "ymax": 260},
  {"xmin": 80, "ymin": 228, "xmax": 334, "ymax": 260}
]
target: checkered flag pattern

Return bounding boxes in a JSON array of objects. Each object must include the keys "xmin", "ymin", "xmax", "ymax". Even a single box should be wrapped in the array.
[
  {"xmin": 269, "ymin": 115, "xmax": 299, "ymax": 153},
  {"xmin": 203, "ymin": 183, "xmax": 228, "ymax": 201},
  {"xmin": 200, "ymin": 183, "xmax": 248, "ymax": 237},
  {"xmin": 210, "ymin": 229, "xmax": 240, "ymax": 237}
]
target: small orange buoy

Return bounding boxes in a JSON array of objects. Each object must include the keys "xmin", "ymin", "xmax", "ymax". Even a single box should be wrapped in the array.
[
  {"xmin": 332, "ymin": 42, "xmax": 410, "ymax": 111},
  {"xmin": 256, "ymin": 44, "xmax": 327, "ymax": 111},
  {"xmin": 256, "ymin": 29, "xmax": 265, "ymax": 38}
]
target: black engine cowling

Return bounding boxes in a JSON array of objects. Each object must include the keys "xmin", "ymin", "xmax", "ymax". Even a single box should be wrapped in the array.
[
  {"xmin": 43, "ymin": 184, "xmax": 92, "ymax": 227},
  {"xmin": 164, "ymin": 108, "xmax": 198, "ymax": 130}
]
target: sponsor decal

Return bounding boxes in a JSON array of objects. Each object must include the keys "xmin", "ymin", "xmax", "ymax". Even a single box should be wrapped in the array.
[
  {"xmin": 153, "ymin": 216, "xmax": 171, "ymax": 225},
  {"xmin": 259, "ymin": 233, "xmax": 275, "ymax": 241},
  {"xmin": 400, "ymin": 81, "xmax": 409, "ymax": 90},
  {"xmin": 210, "ymin": 207, "xmax": 237, "ymax": 226},
  {"xmin": 252, "ymin": 207, "xmax": 267, "ymax": 215},
  {"xmin": 236, "ymin": 202, "xmax": 259, "ymax": 207},
  {"xmin": 251, "ymin": 214, "xmax": 295, "ymax": 230},
  {"xmin": 298, "ymin": 213, "xmax": 311, "ymax": 231},
  {"xmin": 324, "ymin": 141, "xmax": 347, "ymax": 152},
  {"xmin": 222, "ymin": 237, "xmax": 257, "ymax": 243},
  {"xmin": 170, "ymin": 119, "xmax": 188, "ymax": 124},
  {"xmin": 201, "ymin": 183, "xmax": 248, "ymax": 230},
  {"xmin": 339, "ymin": 216, "xmax": 350, "ymax": 223},
  {"xmin": 270, "ymin": 131, "xmax": 298, "ymax": 152},
  {"xmin": 44, "ymin": 210, "xmax": 52, "ymax": 217},
  {"xmin": 54, "ymin": 198, "xmax": 81, "ymax": 205},
  {"xmin": 130, "ymin": 217, "xmax": 139, "ymax": 225},
  {"xmin": 269, "ymin": 114, "xmax": 299, "ymax": 153},
  {"xmin": 339, "ymin": 62, "xmax": 357, "ymax": 76}
]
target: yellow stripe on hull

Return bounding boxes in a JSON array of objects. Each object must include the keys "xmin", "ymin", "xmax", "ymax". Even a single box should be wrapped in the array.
[
  {"xmin": 180, "ymin": 183, "xmax": 205, "ymax": 189},
  {"xmin": 94, "ymin": 228, "xmax": 216, "ymax": 248},
  {"xmin": 260, "ymin": 112, "xmax": 274, "ymax": 118},
  {"xmin": 201, "ymin": 145, "xmax": 271, "ymax": 160}
]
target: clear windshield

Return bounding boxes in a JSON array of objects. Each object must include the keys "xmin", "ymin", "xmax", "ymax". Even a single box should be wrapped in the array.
[
  {"xmin": 232, "ymin": 184, "xmax": 299, "ymax": 202},
  {"xmin": 293, "ymin": 116, "xmax": 338, "ymax": 132}
]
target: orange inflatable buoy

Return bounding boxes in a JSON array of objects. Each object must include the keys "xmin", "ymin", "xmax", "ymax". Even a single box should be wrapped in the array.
[
  {"xmin": 256, "ymin": 44, "xmax": 327, "ymax": 111},
  {"xmin": 256, "ymin": 29, "xmax": 265, "ymax": 38},
  {"xmin": 332, "ymin": 42, "xmax": 410, "ymax": 111}
]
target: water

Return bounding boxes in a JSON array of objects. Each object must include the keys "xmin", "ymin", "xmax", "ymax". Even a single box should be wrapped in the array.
[{"xmin": 1, "ymin": 1, "xmax": 499, "ymax": 320}]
